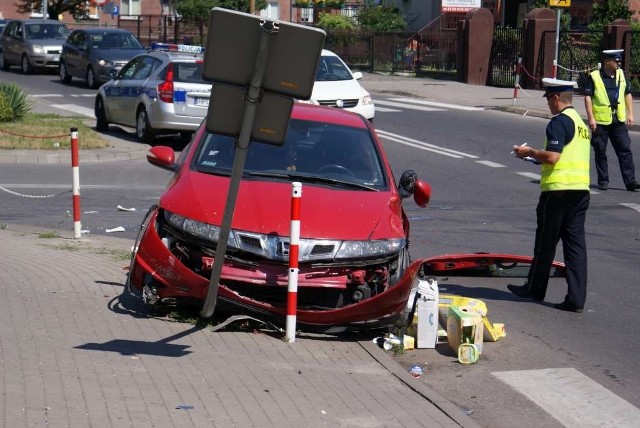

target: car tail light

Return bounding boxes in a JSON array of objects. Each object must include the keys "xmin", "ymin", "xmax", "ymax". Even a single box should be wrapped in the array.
[{"xmin": 158, "ymin": 63, "xmax": 174, "ymax": 103}]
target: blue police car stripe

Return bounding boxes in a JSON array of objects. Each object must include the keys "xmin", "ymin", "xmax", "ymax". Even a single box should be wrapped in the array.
[{"xmin": 174, "ymin": 90, "xmax": 187, "ymax": 103}]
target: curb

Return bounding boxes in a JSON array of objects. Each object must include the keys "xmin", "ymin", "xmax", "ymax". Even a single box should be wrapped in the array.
[{"xmin": 358, "ymin": 339, "xmax": 482, "ymax": 428}]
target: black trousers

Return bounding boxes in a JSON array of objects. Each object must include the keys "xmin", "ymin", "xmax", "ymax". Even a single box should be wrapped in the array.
[
  {"xmin": 526, "ymin": 190, "xmax": 590, "ymax": 307},
  {"xmin": 591, "ymin": 121, "xmax": 637, "ymax": 187}
]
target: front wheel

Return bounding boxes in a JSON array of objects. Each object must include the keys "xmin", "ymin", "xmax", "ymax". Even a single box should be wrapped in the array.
[
  {"xmin": 136, "ymin": 107, "xmax": 155, "ymax": 143},
  {"xmin": 21, "ymin": 54, "xmax": 32, "ymax": 74},
  {"xmin": 86, "ymin": 67, "xmax": 98, "ymax": 89},
  {"xmin": 59, "ymin": 61, "xmax": 72, "ymax": 84},
  {"xmin": 95, "ymin": 96, "xmax": 109, "ymax": 132},
  {"xmin": 0, "ymin": 51, "xmax": 9, "ymax": 71}
]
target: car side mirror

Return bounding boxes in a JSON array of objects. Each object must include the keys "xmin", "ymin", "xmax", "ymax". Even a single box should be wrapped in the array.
[
  {"xmin": 398, "ymin": 169, "xmax": 431, "ymax": 207},
  {"xmin": 147, "ymin": 146, "xmax": 177, "ymax": 171},
  {"xmin": 108, "ymin": 69, "xmax": 119, "ymax": 80},
  {"xmin": 352, "ymin": 71, "xmax": 363, "ymax": 80}
]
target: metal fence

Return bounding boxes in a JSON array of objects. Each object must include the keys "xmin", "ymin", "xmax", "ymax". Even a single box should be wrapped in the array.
[{"xmin": 488, "ymin": 27, "xmax": 523, "ymax": 87}]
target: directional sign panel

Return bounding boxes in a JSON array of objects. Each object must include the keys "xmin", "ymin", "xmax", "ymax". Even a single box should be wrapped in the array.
[
  {"xmin": 202, "ymin": 7, "xmax": 325, "ymax": 100},
  {"xmin": 549, "ymin": 0, "xmax": 570, "ymax": 7}
]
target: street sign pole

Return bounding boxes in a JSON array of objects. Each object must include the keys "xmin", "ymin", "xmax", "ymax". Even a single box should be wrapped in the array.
[
  {"xmin": 553, "ymin": 8, "xmax": 561, "ymax": 78},
  {"xmin": 199, "ymin": 21, "xmax": 278, "ymax": 319}
]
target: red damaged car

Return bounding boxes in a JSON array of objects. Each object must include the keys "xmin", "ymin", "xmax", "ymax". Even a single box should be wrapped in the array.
[{"xmin": 127, "ymin": 103, "xmax": 432, "ymax": 332}]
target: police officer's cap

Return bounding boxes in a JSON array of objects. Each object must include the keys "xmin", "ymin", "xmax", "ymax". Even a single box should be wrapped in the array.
[
  {"xmin": 602, "ymin": 49, "xmax": 623, "ymax": 61},
  {"xmin": 542, "ymin": 78, "xmax": 577, "ymax": 97}
]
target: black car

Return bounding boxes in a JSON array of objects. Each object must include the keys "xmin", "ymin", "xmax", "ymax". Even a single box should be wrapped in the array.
[{"xmin": 59, "ymin": 28, "xmax": 146, "ymax": 88}]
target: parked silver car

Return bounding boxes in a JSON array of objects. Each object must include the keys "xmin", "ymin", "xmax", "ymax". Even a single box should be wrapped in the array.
[
  {"xmin": 0, "ymin": 19, "xmax": 69, "ymax": 74},
  {"xmin": 95, "ymin": 43, "xmax": 212, "ymax": 143},
  {"xmin": 59, "ymin": 27, "xmax": 146, "ymax": 88}
]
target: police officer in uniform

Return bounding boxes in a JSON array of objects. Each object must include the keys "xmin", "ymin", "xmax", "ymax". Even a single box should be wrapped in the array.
[
  {"xmin": 508, "ymin": 78, "xmax": 591, "ymax": 313},
  {"xmin": 584, "ymin": 49, "xmax": 640, "ymax": 191}
]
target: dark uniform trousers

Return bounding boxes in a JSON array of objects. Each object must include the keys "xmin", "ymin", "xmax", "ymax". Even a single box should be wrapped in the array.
[
  {"xmin": 526, "ymin": 190, "xmax": 590, "ymax": 307},
  {"xmin": 591, "ymin": 120, "xmax": 635, "ymax": 187}
]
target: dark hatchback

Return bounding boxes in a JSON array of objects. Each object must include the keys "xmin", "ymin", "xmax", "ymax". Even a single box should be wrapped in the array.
[{"xmin": 59, "ymin": 27, "xmax": 146, "ymax": 88}]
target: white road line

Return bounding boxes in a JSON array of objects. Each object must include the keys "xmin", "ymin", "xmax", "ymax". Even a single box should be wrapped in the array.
[
  {"xmin": 388, "ymin": 97, "xmax": 485, "ymax": 111},
  {"xmin": 517, "ymin": 172, "xmax": 541, "ymax": 179},
  {"xmin": 51, "ymin": 104, "xmax": 95, "ymax": 118},
  {"xmin": 493, "ymin": 368, "xmax": 640, "ymax": 428},
  {"xmin": 620, "ymin": 202, "xmax": 640, "ymax": 213},
  {"xmin": 475, "ymin": 160, "xmax": 505, "ymax": 168},
  {"xmin": 375, "ymin": 106, "xmax": 402, "ymax": 113},
  {"xmin": 378, "ymin": 134, "xmax": 462, "ymax": 158},
  {"xmin": 374, "ymin": 100, "xmax": 444, "ymax": 112},
  {"xmin": 70, "ymin": 94, "xmax": 97, "ymax": 98},
  {"xmin": 376, "ymin": 129, "xmax": 478, "ymax": 159},
  {"xmin": 30, "ymin": 94, "xmax": 64, "ymax": 98}
]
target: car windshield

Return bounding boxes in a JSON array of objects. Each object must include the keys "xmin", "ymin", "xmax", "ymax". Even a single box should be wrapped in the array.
[
  {"xmin": 315, "ymin": 55, "xmax": 354, "ymax": 82},
  {"xmin": 25, "ymin": 23, "xmax": 68, "ymax": 40},
  {"xmin": 91, "ymin": 32, "xmax": 144, "ymax": 49},
  {"xmin": 192, "ymin": 119, "xmax": 386, "ymax": 189}
]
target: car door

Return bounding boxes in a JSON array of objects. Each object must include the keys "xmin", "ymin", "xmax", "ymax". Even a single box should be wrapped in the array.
[
  {"xmin": 104, "ymin": 56, "xmax": 144, "ymax": 125},
  {"xmin": 64, "ymin": 30, "xmax": 88, "ymax": 78},
  {"xmin": 4, "ymin": 21, "xmax": 23, "ymax": 64}
]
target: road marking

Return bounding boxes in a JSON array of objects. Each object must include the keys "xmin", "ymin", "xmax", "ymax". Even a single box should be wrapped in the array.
[
  {"xmin": 70, "ymin": 94, "xmax": 97, "ymax": 98},
  {"xmin": 51, "ymin": 104, "xmax": 95, "ymax": 118},
  {"xmin": 377, "ymin": 129, "xmax": 478, "ymax": 159},
  {"xmin": 29, "ymin": 94, "xmax": 64, "ymax": 98},
  {"xmin": 375, "ymin": 106, "xmax": 402, "ymax": 113},
  {"xmin": 388, "ymin": 97, "xmax": 485, "ymax": 111},
  {"xmin": 475, "ymin": 160, "xmax": 505, "ymax": 168},
  {"xmin": 374, "ymin": 100, "xmax": 444, "ymax": 112},
  {"xmin": 493, "ymin": 368, "xmax": 640, "ymax": 428},
  {"xmin": 516, "ymin": 172, "xmax": 541, "ymax": 179},
  {"xmin": 620, "ymin": 202, "xmax": 640, "ymax": 213}
]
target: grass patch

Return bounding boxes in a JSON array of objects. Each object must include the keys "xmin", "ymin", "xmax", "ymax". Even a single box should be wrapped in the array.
[
  {"xmin": 91, "ymin": 246, "xmax": 132, "ymax": 262},
  {"xmin": 0, "ymin": 113, "xmax": 111, "ymax": 150},
  {"xmin": 37, "ymin": 230, "xmax": 61, "ymax": 239}
]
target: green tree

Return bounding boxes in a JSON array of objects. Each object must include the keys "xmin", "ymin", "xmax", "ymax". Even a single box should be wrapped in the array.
[
  {"xmin": 357, "ymin": 0, "xmax": 406, "ymax": 32},
  {"xmin": 173, "ymin": 0, "xmax": 267, "ymax": 20},
  {"xmin": 587, "ymin": 0, "xmax": 631, "ymax": 31},
  {"xmin": 15, "ymin": 0, "xmax": 90, "ymax": 21},
  {"xmin": 317, "ymin": 13, "xmax": 354, "ymax": 31}
]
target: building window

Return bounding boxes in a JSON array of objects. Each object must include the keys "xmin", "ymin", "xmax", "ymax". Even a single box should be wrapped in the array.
[{"xmin": 121, "ymin": 0, "xmax": 141, "ymax": 16}]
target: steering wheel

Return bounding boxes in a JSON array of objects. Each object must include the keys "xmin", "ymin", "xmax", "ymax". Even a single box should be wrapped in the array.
[{"xmin": 316, "ymin": 164, "xmax": 355, "ymax": 177}]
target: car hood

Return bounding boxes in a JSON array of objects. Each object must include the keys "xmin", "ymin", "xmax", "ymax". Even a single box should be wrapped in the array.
[
  {"xmin": 93, "ymin": 48, "xmax": 146, "ymax": 63},
  {"xmin": 310, "ymin": 79, "xmax": 370, "ymax": 101},
  {"xmin": 160, "ymin": 171, "xmax": 405, "ymax": 241},
  {"xmin": 28, "ymin": 39, "xmax": 64, "ymax": 47}
]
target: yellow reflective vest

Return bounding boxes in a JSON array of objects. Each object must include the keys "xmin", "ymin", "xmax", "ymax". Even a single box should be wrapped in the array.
[
  {"xmin": 540, "ymin": 108, "xmax": 590, "ymax": 191},
  {"xmin": 589, "ymin": 69, "xmax": 627, "ymax": 124}
]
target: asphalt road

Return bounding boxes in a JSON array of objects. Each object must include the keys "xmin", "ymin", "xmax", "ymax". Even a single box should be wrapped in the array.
[{"xmin": 2, "ymin": 69, "xmax": 640, "ymax": 427}]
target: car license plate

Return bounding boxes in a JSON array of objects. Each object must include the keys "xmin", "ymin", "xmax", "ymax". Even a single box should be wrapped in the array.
[{"xmin": 194, "ymin": 97, "xmax": 209, "ymax": 107}]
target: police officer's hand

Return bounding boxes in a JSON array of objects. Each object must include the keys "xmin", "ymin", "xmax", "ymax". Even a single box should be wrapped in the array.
[
  {"xmin": 588, "ymin": 118, "xmax": 597, "ymax": 132},
  {"xmin": 627, "ymin": 115, "xmax": 634, "ymax": 128}
]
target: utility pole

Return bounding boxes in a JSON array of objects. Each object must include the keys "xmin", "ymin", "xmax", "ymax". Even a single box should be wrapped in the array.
[{"xmin": 250, "ymin": 0, "xmax": 255, "ymax": 14}]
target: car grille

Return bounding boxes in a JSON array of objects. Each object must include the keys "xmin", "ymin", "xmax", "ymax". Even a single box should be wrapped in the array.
[
  {"xmin": 317, "ymin": 99, "xmax": 359, "ymax": 109},
  {"xmin": 45, "ymin": 49, "xmax": 61, "ymax": 54}
]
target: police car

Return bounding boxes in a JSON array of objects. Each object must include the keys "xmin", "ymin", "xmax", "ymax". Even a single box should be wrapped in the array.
[{"xmin": 94, "ymin": 43, "xmax": 211, "ymax": 143}]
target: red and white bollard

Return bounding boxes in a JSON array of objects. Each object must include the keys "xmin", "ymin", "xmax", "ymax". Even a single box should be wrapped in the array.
[
  {"xmin": 286, "ymin": 182, "xmax": 302, "ymax": 343},
  {"xmin": 70, "ymin": 127, "xmax": 82, "ymax": 239}
]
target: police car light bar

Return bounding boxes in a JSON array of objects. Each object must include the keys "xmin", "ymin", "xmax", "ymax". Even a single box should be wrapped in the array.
[{"xmin": 151, "ymin": 43, "xmax": 205, "ymax": 54}]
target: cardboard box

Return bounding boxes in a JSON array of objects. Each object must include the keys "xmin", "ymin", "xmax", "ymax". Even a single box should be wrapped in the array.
[
  {"xmin": 446, "ymin": 306, "xmax": 484, "ymax": 355},
  {"xmin": 439, "ymin": 294, "xmax": 506, "ymax": 342},
  {"xmin": 416, "ymin": 277, "xmax": 439, "ymax": 349}
]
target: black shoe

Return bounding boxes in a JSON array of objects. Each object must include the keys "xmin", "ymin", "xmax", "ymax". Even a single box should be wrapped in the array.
[
  {"xmin": 553, "ymin": 301, "xmax": 584, "ymax": 313},
  {"xmin": 597, "ymin": 182, "xmax": 608, "ymax": 191},
  {"xmin": 507, "ymin": 284, "xmax": 544, "ymax": 301},
  {"xmin": 626, "ymin": 182, "xmax": 640, "ymax": 192}
]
